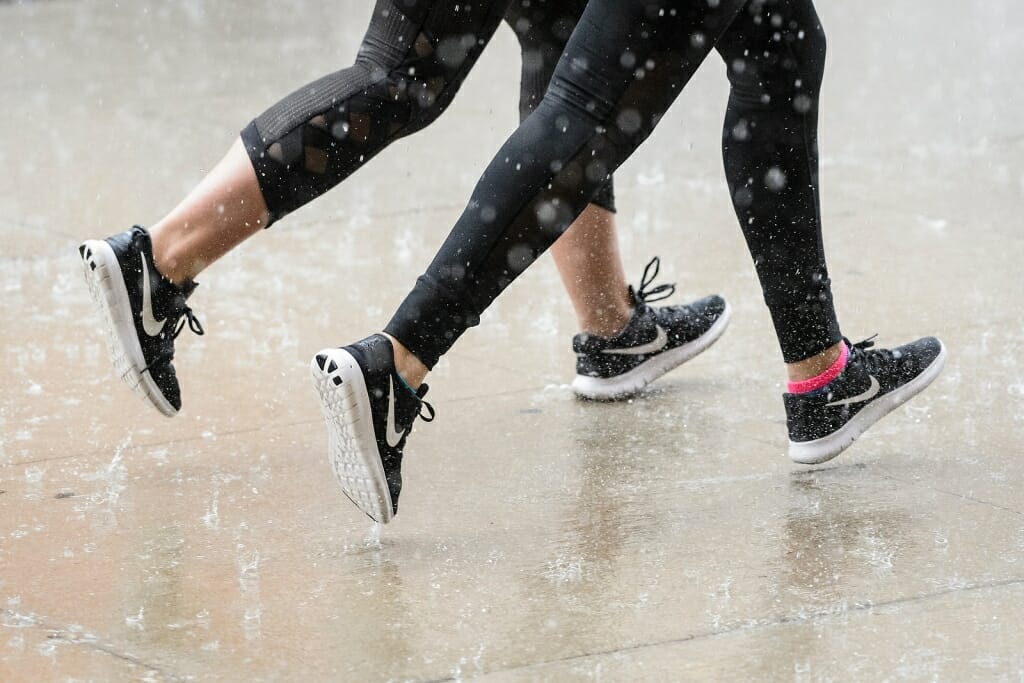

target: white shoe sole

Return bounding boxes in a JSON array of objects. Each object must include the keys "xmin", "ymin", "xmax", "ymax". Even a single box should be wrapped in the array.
[
  {"xmin": 80, "ymin": 240, "xmax": 177, "ymax": 417},
  {"xmin": 572, "ymin": 302, "xmax": 732, "ymax": 401},
  {"xmin": 788, "ymin": 342, "xmax": 947, "ymax": 465},
  {"xmin": 310, "ymin": 348, "xmax": 394, "ymax": 524}
]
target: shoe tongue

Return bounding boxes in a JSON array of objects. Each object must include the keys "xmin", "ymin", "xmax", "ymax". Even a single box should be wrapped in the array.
[
  {"xmin": 162, "ymin": 280, "xmax": 198, "ymax": 319},
  {"xmin": 140, "ymin": 246, "xmax": 198, "ymax": 302},
  {"xmin": 177, "ymin": 279, "xmax": 199, "ymax": 298},
  {"xmin": 391, "ymin": 370, "xmax": 425, "ymax": 400}
]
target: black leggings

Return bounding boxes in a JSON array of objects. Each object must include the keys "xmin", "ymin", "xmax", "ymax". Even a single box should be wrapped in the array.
[
  {"xmin": 241, "ymin": 0, "xmax": 614, "ymax": 224},
  {"xmin": 386, "ymin": 0, "xmax": 843, "ymax": 366}
]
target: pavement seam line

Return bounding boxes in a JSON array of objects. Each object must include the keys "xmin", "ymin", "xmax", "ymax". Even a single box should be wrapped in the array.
[
  {"xmin": 1, "ymin": 609, "xmax": 183, "ymax": 681},
  {"xmin": 878, "ymin": 470, "xmax": 1024, "ymax": 517},
  {"xmin": 423, "ymin": 575, "xmax": 1024, "ymax": 682}
]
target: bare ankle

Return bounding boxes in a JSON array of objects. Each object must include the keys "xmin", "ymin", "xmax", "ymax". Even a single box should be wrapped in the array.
[
  {"xmin": 578, "ymin": 295, "xmax": 635, "ymax": 338},
  {"xmin": 787, "ymin": 342, "xmax": 845, "ymax": 382},
  {"xmin": 149, "ymin": 229, "xmax": 197, "ymax": 285},
  {"xmin": 384, "ymin": 334, "xmax": 428, "ymax": 389}
]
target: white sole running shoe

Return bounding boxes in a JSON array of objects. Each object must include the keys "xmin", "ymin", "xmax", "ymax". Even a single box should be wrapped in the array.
[
  {"xmin": 79, "ymin": 228, "xmax": 202, "ymax": 416},
  {"xmin": 311, "ymin": 335, "xmax": 434, "ymax": 523},
  {"xmin": 786, "ymin": 337, "xmax": 947, "ymax": 465},
  {"xmin": 572, "ymin": 301, "xmax": 731, "ymax": 401}
]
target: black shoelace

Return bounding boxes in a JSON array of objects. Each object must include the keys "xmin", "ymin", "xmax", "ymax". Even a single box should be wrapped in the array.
[
  {"xmin": 632, "ymin": 256, "xmax": 676, "ymax": 305},
  {"xmin": 142, "ymin": 307, "xmax": 205, "ymax": 375},
  {"xmin": 173, "ymin": 307, "xmax": 205, "ymax": 339},
  {"xmin": 391, "ymin": 371, "xmax": 435, "ymax": 425},
  {"xmin": 417, "ymin": 399, "xmax": 436, "ymax": 423},
  {"xmin": 845, "ymin": 334, "xmax": 882, "ymax": 371}
]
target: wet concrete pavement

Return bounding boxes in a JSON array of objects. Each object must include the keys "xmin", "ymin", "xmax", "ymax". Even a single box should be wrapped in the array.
[{"xmin": 2, "ymin": 0, "xmax": 1024, "ymax": 680}]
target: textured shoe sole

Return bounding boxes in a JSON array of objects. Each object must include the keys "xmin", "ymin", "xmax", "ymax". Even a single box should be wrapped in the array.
[
  {"xmin": 788, "ymin": 342, "xmax": 947, "ymax": 465},
  {"xmin": 572, "ymin": 303, "xmax": 732, "ymax": 401},
  {"xmin": 311, "ymin": 348, "xmax": 394, "ymax": 524},
  {"xmin": 79, "ymin": 240, "xmax": 177, "ymax": 417}
]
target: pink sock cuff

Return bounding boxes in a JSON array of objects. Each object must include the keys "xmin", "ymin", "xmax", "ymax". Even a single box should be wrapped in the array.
[{"xmin": 787, "ymin": 343, "xmax": 849, "ymax": 394}]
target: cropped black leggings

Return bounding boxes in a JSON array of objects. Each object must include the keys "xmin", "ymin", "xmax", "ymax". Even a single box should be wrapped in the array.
[
  {"xmin": 386, "ymin": 0, "xmax": 843, "ymax": 366},
  {"xmin": 241, "ymin": 0, "xmax": 615, "ymax": 223}
]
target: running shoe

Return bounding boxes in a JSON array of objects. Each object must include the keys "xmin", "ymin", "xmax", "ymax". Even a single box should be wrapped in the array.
[
  {"xmin": 79, "ymin": 226, "xmax": 204, "ymax": 416},
  {"xmin": 311, "ymin": 334, "xmax": 434, "ymax": 523},
  {"xmin": 786, "ymin": 336, "xmax": 947, "ymax": 465},
  {"xmin": 571, "ymin": 257, "xmax": 731, "ymax": 400}
]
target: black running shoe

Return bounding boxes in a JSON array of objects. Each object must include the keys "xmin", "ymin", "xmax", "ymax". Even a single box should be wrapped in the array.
[
  {"xmin": 79, "ymin": 226, "xmax": 204, "ymax": 416},
  {"xmin": 311, "ymin": 334, "xmax": 434, "ymax": 523},
  {"xmin": 571, "ymin": 257, "xmax": 731, "ymax": 400},
  {"xmin": 785, "ymin": 336, "xmax": 946, "ymax": 465}
]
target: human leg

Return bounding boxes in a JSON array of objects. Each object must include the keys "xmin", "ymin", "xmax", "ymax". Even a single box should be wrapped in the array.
[
  {"xmin": 313, "ymin": 0, "xmax": 749, "ymax": 521},
  {"xmin": 316, "ymin": 0, "xmax": 947, "ymax": 522},
  {"xmin": 386, "ymin": 0, "xmax": 747, "ymax": 370},
  {"xmin": 147, "ymin": 0, "xmax": 513, "ymax": 286},
  {"xmin": 505, "ymin": 0, "xmax": 730, "ymax": 396},
  {"xmin": 81, "ymin": 0, "xmax": 513, "ymax": 415},
  {"xmin": 504, "ymin": 0, "xmax": 630, "ymax": 336},
  {"xmin": 149, "ymin": 140, "xmax": 268, "ymax": 285},
  {"xmin": 547, "ymin": 204, "xmax": 630, "ymax": 336},
  {"xmin": 152, "ymin": 1, "xmax": 629, "ymax": 309},
  {"xmin": 714, "ymin": 0, "xmax": 945, "ymax": 462},
  {"xmin": 714, "ymin": 0, "xmax": 841, "ymax": 369},
  {"xmin": 384, "ymin": 0, "xmax": 941, "ymax": 403}
]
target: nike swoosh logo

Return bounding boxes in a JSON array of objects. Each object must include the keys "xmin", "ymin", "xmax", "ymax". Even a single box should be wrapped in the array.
[
  {"xmin": 826, "ymin": 375, "xmax": 880, "ymax": 407},
  {"xmin": 140, "ymin": 259, "xmax": 166, "ymax": 337},
  {"xmin": 384, "ymin": 377, "xmax": 405, "ymax": 448},
  {"xmin": 601, "ymin": 324, "xmax": 668, "ymax": 356}
]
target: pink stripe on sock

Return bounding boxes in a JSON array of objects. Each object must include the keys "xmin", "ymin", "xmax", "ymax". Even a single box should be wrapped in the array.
[{"xmin": 788, "ymin": 343, "xmax": 849, "ymax": 394}]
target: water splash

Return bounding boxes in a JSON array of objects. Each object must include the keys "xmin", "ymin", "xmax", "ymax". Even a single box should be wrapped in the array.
[{"xmin": 367, "ymin": 522, "xmax": 382, "ymax": 547}]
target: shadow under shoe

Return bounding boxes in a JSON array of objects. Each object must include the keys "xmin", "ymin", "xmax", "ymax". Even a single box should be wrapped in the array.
[
  {"xmin": 79, "ymin": 226, "xmax": 203, "ymax": 416},
  {"xmin": 785, "ymin": 336, "xmax": 946, "ymax": 465}
]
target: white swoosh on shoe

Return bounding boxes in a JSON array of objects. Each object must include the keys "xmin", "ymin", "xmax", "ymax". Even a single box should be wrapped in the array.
[
  {"xmin": 601, "ymin": 324, "xmax": 668, "ymax": 356},
  {"xmin": 140, "ymin": 259, "xmax": 166, "ymax": 337},
  {"xmin": 385, "ymin": 377, "xmax": 405, "ymax": 448},
  {"xmin": 825, "ymin": 375, "xmax": 880, "ymax": 407}
]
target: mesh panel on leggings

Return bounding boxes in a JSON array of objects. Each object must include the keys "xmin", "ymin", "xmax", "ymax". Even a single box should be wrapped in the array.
[
  {"xmin": 244, "ymin": 0, "xmax": 513, "ymax": 223},
  {"xmin": 254, "ymin": 6, "xmax": 415, "ymax": 143}
]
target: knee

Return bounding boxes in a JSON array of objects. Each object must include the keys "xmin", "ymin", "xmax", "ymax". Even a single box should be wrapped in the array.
[
  {"xmin": 347, "ymin": 55, "xmax": 456, "ymax": 136},
  {"xmin": 507, "ymin": 1, "xmax": 579, "ymax": 75},
  {"xmin": 388, "ymin": 70, "xmax": 452, "ymax": 128},
  {"xmin": 363, "ymin": 37, "xmax": 473, "ymax": 132},
  {"xmin": 506, "ymin": 0, "xmax": 579, "ymax": 50},
  {"xmin": 725, "ymin": 16, "xmax": 826, "ymax": 107}
]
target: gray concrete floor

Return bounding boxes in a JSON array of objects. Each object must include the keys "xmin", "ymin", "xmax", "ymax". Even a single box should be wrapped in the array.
[{"xmin": 2, "ymin": 0, "xmax": 1023, "ymax": 680}]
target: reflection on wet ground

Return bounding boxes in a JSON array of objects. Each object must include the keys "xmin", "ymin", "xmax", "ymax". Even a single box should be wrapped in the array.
[{"xmin": 3, "ymin": 0, "xmax": 1024, "ymax": 679}]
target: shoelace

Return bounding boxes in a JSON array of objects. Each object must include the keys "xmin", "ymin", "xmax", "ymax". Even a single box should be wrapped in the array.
[
  {"xmin": 391, "ymin": 371, "xmax": 436, "ymax": 425},
  {"xmin": 142, "ymin": 307, "xmax": 205, "ymax": 375},
  {"xmin": 632, "ymin": 256, "xmax": 676, "ymax": 305},
  {"xmin": 847, "ymin": 334, "xmax": 877, "ymax": 352},
  {"xmin": 845, "ymin": 334, "xmax": 881, "ymax": 370},
  {"xmin": 173, "ymin": 307, "xmax": 205, "ymax": 339},
  {"xmin": 417, "ymin": 399, "xmax": 436, "ymax": 423}
]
